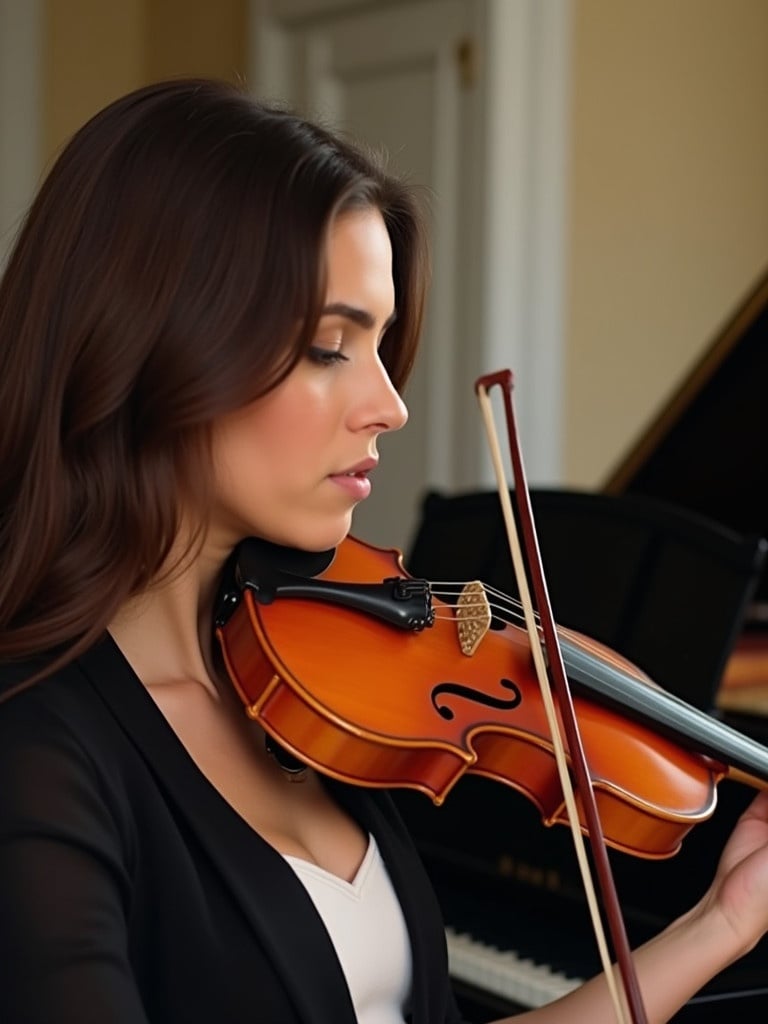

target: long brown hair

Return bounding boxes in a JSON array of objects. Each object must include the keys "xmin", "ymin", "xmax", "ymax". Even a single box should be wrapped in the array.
[{"xmin": 0, "ymin": 78, "xmax": 429, "ymax": 684}]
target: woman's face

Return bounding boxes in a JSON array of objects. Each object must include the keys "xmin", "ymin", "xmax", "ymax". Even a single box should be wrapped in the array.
[{"xmin": 208, "ymin": 207, "xmax": 408, "ymax": 555}]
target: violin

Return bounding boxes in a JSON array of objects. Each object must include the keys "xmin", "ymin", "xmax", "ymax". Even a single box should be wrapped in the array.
[{"xmin": 214, "ymin": 531, "xmax": 768, "ymax": 860}]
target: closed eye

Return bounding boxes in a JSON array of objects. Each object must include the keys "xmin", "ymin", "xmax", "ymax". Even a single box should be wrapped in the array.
[{"xmin": 307, "ymin": 347, "xmax": 350, "ymax": 366}]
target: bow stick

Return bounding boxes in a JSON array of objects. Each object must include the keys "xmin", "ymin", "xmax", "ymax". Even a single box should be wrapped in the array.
[{"xmin": 475, "ymin": 369, "xmax": 647, "ymax": 1024}]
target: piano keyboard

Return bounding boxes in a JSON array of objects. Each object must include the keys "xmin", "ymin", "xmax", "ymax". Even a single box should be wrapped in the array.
[{"xmin": 445, "ymin": 926, "xmax": 584, "ymax": 1009}]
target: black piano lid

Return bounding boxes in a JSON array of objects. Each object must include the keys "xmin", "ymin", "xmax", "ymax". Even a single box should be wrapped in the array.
[{"xmin": 603, "ymin": 263, "xmax": 768, "ymax": 615}]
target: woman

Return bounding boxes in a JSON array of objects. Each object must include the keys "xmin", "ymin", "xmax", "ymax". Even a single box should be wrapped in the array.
[{"xmin": 1, "ymin": 77, "xmax": 767, "ymax": 1024}]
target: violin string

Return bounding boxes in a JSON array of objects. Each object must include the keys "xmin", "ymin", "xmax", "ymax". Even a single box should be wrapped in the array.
[
  {"xmin": 427, "ymin": 581, "xmax": 640, "ymax": 677},
  {"xmin": 427, "ymin": 582, "xmax": 528, "ymax": 619}
]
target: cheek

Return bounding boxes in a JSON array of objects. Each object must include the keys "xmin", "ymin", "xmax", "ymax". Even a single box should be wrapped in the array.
[
  {"xmin": 217, "ymin": 385, "xmax": 328, "ymax": 480},
  {"xmin": 263, "ymin": 382, "xmax": 334, "ymax": 450},
  {"xmin": 217, "ymin": 358, "xmax": 336, "ymax": 448}
]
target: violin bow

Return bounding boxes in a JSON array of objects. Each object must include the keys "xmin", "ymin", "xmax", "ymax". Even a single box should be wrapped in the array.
[{"xmin": 475, "ymin": 369, "xmax": 647, "ymax": 1024}]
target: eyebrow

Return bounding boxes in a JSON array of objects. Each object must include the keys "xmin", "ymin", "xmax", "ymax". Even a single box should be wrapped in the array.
[{"xmin": 320, "ymin": 302, "xmax": 398, "ymax": 331}]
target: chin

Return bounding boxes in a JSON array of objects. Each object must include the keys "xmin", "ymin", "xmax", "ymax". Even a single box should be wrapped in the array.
[
  {"xmin": 261, "ymin": 517, "xmax": 352, "ymax": 555},
  {"xmin": 304, "ymin": 525, "xmax": 352, "ymax": 553}
]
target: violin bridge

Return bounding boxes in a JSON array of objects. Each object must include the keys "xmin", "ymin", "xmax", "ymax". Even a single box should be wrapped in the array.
[{"xmin": 456, "ymin": 581, "xmax": 491, "ymax": 656}]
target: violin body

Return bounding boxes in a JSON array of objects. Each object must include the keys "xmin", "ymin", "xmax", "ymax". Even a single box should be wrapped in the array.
[{"xmin": 216, "ymin": 535, "xmax": 733, "ymax": 860}]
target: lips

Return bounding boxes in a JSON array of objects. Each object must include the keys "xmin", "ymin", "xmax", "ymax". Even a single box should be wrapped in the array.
[
  {"xmin": 328, "ymin": 458, "xmax": 377, "ymax": 500},
  {"xmin": 336, "ymin": 457, "xmax": 378, "ymax": 476}
]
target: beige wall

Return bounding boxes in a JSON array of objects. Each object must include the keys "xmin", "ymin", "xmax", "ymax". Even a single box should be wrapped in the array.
[
  {"xmin": 43, "ymin": 0, "xmax": 247, "ymax": 165},
  {"xmin": 144, "ymin": 0, "xmax": 248, "ymax": 86},
  {"xmin": 44, "ymin": 0, "xmax": 145, "ymax": 164},
  {"xmin": 565, "ymin": 0, "xmax": 768, "ymax": 487}
]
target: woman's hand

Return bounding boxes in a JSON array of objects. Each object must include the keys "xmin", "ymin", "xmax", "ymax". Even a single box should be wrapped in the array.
[
  {"xmin": 505, "ymin": 790, "xmax": 768, "ymax": 1024},
  {"xmin": 694, "ymin": 789, "xmax": 768, "ymax": 959}
]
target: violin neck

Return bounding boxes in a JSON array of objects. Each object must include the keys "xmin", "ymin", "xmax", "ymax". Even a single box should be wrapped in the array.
[{"xmin": 559, "ymin": 632, "xmax": 768, "ymax": 786}]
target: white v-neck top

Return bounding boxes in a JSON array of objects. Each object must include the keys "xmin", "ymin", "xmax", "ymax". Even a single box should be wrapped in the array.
[{"xmin": 284, "ymin": 835, "xmax": 412, "ymax": 1023}]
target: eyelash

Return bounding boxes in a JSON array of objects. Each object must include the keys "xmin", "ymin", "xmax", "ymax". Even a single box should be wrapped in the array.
[{"xmin": 307, "ymin": 347, "xmax": 349, "ymax": 366}]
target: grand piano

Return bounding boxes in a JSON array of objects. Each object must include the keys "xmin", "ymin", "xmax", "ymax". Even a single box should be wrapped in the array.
[{"xmin": 396, "ymin": 264, "xmax": 768, "ymax": 1021}]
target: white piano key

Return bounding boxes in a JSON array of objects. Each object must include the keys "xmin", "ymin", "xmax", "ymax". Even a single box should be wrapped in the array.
[{"xmin": 445, "ymin": 927, "xmax": 583, "ymax": 1008}]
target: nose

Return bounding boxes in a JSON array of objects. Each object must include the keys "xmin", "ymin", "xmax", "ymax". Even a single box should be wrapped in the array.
[{"xmin": 354, "ymin": 354, "xmax": 409, "ymax": 435}]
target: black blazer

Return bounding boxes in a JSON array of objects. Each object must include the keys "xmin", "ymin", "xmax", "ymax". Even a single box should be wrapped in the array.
[{"xmin": 0, "ymin": 636, "xmax": 463, "ymax": 1024}]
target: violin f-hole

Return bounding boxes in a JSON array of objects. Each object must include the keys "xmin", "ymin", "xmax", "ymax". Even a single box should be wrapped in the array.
[{"xmin": 431, "ymin": 679, "xmax": 523, "ymax": 721}]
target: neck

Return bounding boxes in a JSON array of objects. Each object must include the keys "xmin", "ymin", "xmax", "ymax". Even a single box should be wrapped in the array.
[{"xmin": 108, "ymin": 534, "xmax": 230, "ymax": 695}]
